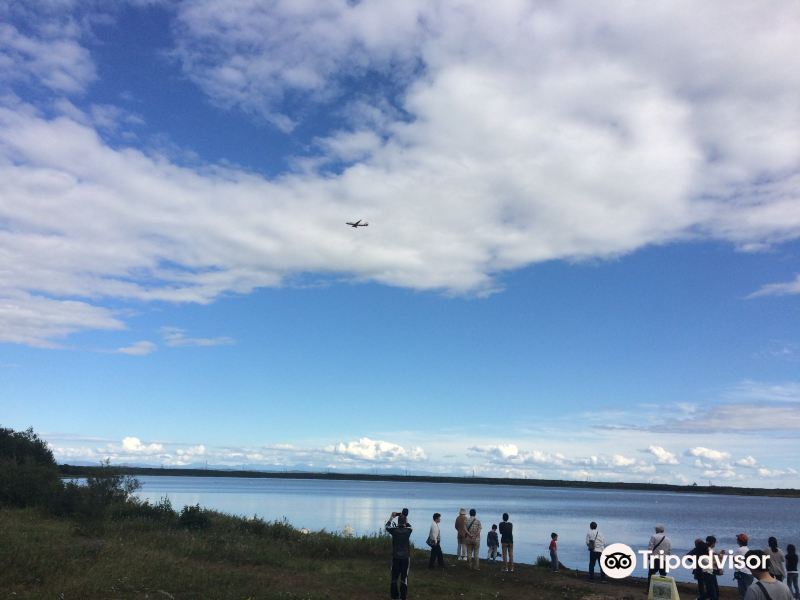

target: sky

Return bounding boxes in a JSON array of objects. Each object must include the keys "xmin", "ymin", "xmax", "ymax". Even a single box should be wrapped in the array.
[{"xmin": 1, "ymin": 0, "xmax": 799, "ymax": 488}]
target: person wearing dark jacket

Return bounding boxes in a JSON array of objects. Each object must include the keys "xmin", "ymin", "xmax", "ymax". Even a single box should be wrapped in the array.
[
  {"xmin": 386, "ymin": 512, "xmax": 413, "ymax": 600},
  {"xmin": 686, "ymin": 538, "xmax": 709, "ymax": 599}
]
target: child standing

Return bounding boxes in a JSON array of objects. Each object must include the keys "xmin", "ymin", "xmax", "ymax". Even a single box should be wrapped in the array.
[
  {"xmin": 549, "ymin": 532, "xmax": 559, "ymax": 572},
  {"xmin": 487, "ymin": 524, "xmax": 500, "ymax": 560}
]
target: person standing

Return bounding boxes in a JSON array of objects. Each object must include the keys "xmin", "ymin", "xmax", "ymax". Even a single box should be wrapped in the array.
[
  {"xmin": 586, "ymin": 521, "xmax": 606, "ymax": 581},
  {"xmin": 487, "ymin": 525, "xmax": 499, "ymax": 561},
  {"xmin": 499, "ymin": 513, "xmax": 514, "ymax": 573},
  {"xmin": 703, "ymin": 535, "xmax": 721, "ymax": 600},
  {"xmin": 385, "ymin": 511, "xmax": 413, "ymax": 600},
  {"xmin": 647, "ymin": 525, "xmax": 672, "ymax": 584},
  {"xmin": 549, "ymin": 532, "xmax": 559, "ymax": 572},
  {"xmin": 768, "ymin": 537, "xmax": 787, "ymax": 582},
  {"xmin": 687, "ymin": 538, "xmax": 709, "ymax": 600},
  {"xmin": 744, "ymin": 549, "xmax": 795, "ymax": 600},
  {"xmin": 427, "ymin": 512, "xmax": 444, "ymax": 569},
  {"xmin": 785, "ymin": 544, "xmax": 798, "ymax": 599},
  {"xmin": 465, "ymin": 508, "xmax": 482, "ymax": 570},
  {"xmin": 455, "ymin": 508, "xmax": 468, "ymax": 561},
  {"xmin": 734, "ymin": 533, "xmax": 755, "ymax": 600}
]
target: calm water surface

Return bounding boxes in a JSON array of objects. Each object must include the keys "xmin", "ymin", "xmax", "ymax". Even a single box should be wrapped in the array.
[{"xmin": 135, "ymin": 476, "xmax": 799, "ymax": 584}]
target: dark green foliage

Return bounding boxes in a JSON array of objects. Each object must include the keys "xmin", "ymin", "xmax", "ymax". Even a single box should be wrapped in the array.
[
  {"xmin": 0, "ymin": 426, "xmax": 61, "ymax": 507},
  {"xmin": 110, "ymin": 496, "xmax": 176, "ymax": 524},
  {"xmin": 0, "ymin": 426, "xmax": 56, "ymax": 466},
  {"xmin": 536, "ymin": 554, "xmax": 551, "ymax": 567},
  {"xmin": 52, "ymin": 459, "xmax": 141, "ymax": 521},
  {"xmin": 179, "ymin": 503, "xmax": 210, "ymax": 530}
]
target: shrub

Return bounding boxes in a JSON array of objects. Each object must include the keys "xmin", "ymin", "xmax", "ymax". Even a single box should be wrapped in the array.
[
  {"xmin": 239, "ymin": 515, "xmax": 268, "ymax": 536},
  {"xmin": 111, "ymin": 496, "xmax": 176, "ymax": 524},
  {"xmin": 52, "ymin": 460, "xmax": 141, "ymax": 520},
  {"xmin": 536, "ymin": 554, "xmax": 551, "ymax": 567},
  {"xmin": 179, "ymin": 503, "xmax": 210, "ymax": 530}
]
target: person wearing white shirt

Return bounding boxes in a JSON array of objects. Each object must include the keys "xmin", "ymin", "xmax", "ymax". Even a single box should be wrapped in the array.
[
  {"xmin": 735, "ymin": 533, "xmax": 755, "ymax": 600},
  {"xmin": 427, "ymin": 513, "xmax": 444, "ymax": 569},
  {"xmin": 585, "ymin": 521, "xmax": 606, "ymax": 581}
]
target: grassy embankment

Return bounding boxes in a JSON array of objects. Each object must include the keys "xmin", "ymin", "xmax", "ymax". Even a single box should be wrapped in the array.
[{"xmin": 0, "ymin": 506, "xmax": 740, "ymax": 600}]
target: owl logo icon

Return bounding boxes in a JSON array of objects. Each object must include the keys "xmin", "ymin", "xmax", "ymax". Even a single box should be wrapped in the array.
[{"xmin": 601, "ymin": 543, "xmax": 637, "ymax": 579}]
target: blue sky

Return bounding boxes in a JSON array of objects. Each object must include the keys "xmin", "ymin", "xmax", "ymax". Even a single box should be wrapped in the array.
[{"xmin": 1, "ymin": 1, "xmax": 799, "ymax": 487}]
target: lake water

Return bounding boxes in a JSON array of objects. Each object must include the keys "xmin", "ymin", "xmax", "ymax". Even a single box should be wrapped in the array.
[{"xmin": 135, "ymin": 476, "xmax": 799, "ymax": 584}]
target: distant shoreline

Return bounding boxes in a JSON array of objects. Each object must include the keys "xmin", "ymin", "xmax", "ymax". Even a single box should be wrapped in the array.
[{"xmin": 58, "ymin": 464, "xmax": 800, "ymax": 498}]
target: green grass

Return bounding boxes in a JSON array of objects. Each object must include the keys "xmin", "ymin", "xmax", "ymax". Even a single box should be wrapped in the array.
[{"xmin": 0, "ymin": 507, "xmax": 738, "ymax": 599}]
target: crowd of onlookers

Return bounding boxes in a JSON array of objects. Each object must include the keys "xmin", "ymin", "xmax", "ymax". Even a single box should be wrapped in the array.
[
  {"xmin": 382, "ymin": 509, "xmax": 799, "ymax": 600},
  {"xmin": 590, "ymin": 523, "xmax": 798, "ymax": 600}
]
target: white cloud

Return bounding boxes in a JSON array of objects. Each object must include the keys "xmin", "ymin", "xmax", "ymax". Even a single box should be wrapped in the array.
[
  {"xmin": 468, "ymin": 444, "xmax": 566, "ymax": 467},
  {"xmin": 160, "ymin": 327, "xmax": 235, "ymax": 348},
  {"xmin": 121, "ymin": 436, "xmax": 164, "ymax": 454},
  {"xmin": 176, "ymin": 444, "xmax": 206, "ymax": 457},
  {"xmin": 644, "ymin": 446, "xmax": 679, "ymax": 465},
  {"xmin": 611, "ymin": 454, "xmax": 636, "ymax": 467},
  {"xmin": 725, "ymin": 380, "xmax": 800, "ymax": 404},
  {"xmin": 0, "ymin": 291, "xmax": 123, "ymax": 347},
  {"xmin": 0, "ymin": 1, "xmax": 799, "ymax": 346},
  {"xmin": 702, "ymin": 468, "xmax": 741, "ymax": 481},
  {"xmin": 749, "ymin": 274, "xmax": 800, "ymax": 298},
  {"xmin": 735, "ymin": 456, "xmax": 758, "ymax": 468},
  {"xmin": 328, "ymin": 437, "xmax": 426, "ymax": 462},
  {"xmin": 687, "ymin": 447, "xmax": 731, "ymax": 463},
  {"xmin": 468, "ymin": 445, "xmax": 654, "ymax": 475},
  {"xmin": 0, "ymin": 22, "xmax": 96, "ymax": 93},
  {"xmin": 116, "ymin": 340, "xmax": 156, "ymax": 355},
  {"xmin": 757, "ymin": 467, "xmax": 799, "ymax": 479}
]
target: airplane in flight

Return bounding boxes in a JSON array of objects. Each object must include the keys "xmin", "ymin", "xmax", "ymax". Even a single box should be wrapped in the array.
[{"xmin": 346, "ymin": 219, "xmax": 369, "ymax": 228}]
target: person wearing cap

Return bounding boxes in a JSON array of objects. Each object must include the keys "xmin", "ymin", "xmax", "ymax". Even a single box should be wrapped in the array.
[
  {"xmin": 744, "ymin": 549, "xmax": 794, "ymax": 600},
  {"xmin": 647, "ymin": 525, "xmax": 672, "ymax": 585},
  {"xmin": 735, "ymin": 533, "xmax": 755, "ymax": 599},
  {"xmin": 386, "ymin": 511, "xmax": 413, "ymax": 600},
  {"xmin": 455, "ymin": 508, "xmax": 468, "ymax": 561}
]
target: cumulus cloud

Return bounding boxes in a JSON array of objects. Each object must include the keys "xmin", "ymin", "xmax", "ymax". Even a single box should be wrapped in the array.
[
  {"xmin": 468, "ymin": 444, "xmax": 566, "ymax": 467},
  {"xmin": 121, "ymin": 436, "xmax": 164, "ymax": 454},
  {"xmin": 116, "ymin": 340, "xmax": 156, "ymax": 355},
  {"xmin": 702, "ymin": 468, "xmax": 741, "ymax": 481},
  {"xmin": 644, "ymin": 446, "xmax": 679, "ymax": 465},
  {"xmin": 757, "ymin": 467, "xmax": 799, "ymax": 479},
  {"xmin": 735, "ymin": 456, "xmax": 758, "ymax": 468},
  {"xmin": 328, "ymin": 437, "xmax": 426, "ymax": 462},
  {"xmin": 0, "ymin": 1, "xmax": 799, "ymax": 346},
  {"xmin": 687, "ymin": 447, "xmax": 731, "ymax": 463},
  {"xmin": 468, "ymin": 445, "xmax": 654, "ymax": 475}
]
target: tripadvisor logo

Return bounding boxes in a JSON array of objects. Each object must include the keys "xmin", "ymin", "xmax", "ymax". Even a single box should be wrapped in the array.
[
  {"xmin": 601, "ymin": 543, "xmax": 637, "ymax": 579},
  {"xmin": 600, "ymin": 543, "xmax": 771, "ymax": 580}
]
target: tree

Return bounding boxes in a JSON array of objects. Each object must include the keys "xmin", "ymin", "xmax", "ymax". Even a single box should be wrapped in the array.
[{"xmin": 0, "ymin": 426, "xmax": 61, "ymax": 507}]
